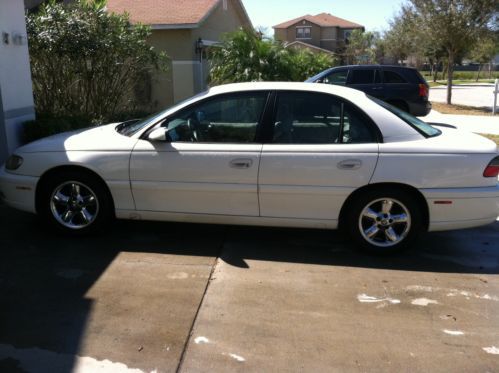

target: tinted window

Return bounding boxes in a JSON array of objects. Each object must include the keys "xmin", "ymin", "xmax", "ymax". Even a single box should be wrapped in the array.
[
  {"xmin": 324, "ymin": 70, "xmax": 348, "ymax": 85},
  {"xmin": 161, "ymin": 92, "xmax": 267, "ymax": 143},
  {"xmin": 350, "ymin": 69, "xmax": 375, "ymax": 84},
  {"xmin": 272, "ymin": 92, "xmax": 376, "ymax": 144},
  {"xmin": 370, "ymin": 96, "xmax": 441, "ymax": 137},
  {"xmin": 383, "ymin": 70, "xmax": 407, "ymax": 84}
]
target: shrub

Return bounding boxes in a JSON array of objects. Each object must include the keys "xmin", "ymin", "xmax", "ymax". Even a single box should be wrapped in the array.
[
  {"xmin": 209, "ymin": 29, "xmax": 338, "ymax": 84},
  {"xmin": 26, "ymin": 0, "xmax": 168, "ymax": 122},
  {"xmin": 23, "ymin": 115, "xmax": 93, "ymax": 144}
]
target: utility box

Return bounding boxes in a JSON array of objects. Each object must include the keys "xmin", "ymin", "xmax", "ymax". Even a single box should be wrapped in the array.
[{"xmin": 0, "ymin": 0, "xmax": 35, "ymax": 165}]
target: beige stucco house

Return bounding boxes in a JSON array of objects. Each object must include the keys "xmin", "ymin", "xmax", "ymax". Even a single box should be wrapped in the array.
[
  {"xmin": 107, "ymin": 0, "xmax": 252, "ymax": 109},
  {"xmin": 273, "ymin": 13, "xmax": 364, "ymax": 57}
]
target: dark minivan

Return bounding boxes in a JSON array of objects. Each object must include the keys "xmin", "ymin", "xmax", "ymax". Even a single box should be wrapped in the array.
[{"xmin": 306, "ymin": 65, "xmax": 431, "ymax": 116}]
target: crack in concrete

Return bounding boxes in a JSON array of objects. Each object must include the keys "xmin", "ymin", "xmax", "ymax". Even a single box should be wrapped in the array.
[{"xmin": 175, "ymin": 231, "xmax": 226, "ymax": 373}]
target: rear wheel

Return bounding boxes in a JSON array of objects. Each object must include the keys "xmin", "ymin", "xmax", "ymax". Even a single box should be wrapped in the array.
[
  {"xmin": 39, "ymin": 171, "xmax": 113, "ymax": 234},
  {"xmin": 345, "ymin": 188, "xmax": 422, "ymax": 254}
]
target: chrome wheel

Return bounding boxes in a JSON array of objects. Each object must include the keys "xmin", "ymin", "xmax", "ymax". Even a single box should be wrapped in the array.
[
  {"xmin": 358, "ymin": 198, "xmax": 411, "ymax": 248},
  {"xmin": 50, "ymin": 181, "xmax": 99, "ymax": 230}
]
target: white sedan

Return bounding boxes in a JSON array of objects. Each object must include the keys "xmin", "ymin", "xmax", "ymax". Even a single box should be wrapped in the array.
[{"xmin": 1, "ymin": 82, "xmax": 498, "ymax": 253}]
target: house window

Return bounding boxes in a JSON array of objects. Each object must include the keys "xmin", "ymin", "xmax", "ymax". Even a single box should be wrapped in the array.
[
  {"xmin": 223, "ymin": 0, "xmax": 227, "ymax": 10},
  {"xmin": 344, "ymin": 30, "xmax": 352, "ymax": 42},
  {"xmin": 296, "ymin": 27, "xmax": 311, "ymax": 39}
]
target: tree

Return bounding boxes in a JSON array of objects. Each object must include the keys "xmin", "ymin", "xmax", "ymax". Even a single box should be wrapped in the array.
[
  {"xmin": 26, "ymin": 0, "xmax": 168, "ymax": 121},
  {"xmin": 469, "ymin": 32, "xmax": 499, "ymax": 80},
  {"xmin": 402, "ymin": 0, "xmax": 497, "ymax": 104},
  {"xmin": 344, "ymin": 30, "xmax": 377, "ymax": 64},
  {"xmin": 209, "ymin": 29, "xmax": 338, "ymax": 84},
  {"xmin": 383, "ymin": 12, "xmax": 418, "ymax": 64}
]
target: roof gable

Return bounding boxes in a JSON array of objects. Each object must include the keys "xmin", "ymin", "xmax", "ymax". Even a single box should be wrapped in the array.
[{"xmin": 273, "ymin": 12, "xmax": 363, "ymax": 29}]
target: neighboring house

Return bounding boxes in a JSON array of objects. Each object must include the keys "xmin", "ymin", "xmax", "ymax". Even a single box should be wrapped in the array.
[
  {"xmin": 1, "ymin": 0, "xmax": 35, "ymax": 164},
  {"xmin": 273, "ymin": 13, "xmax": 364, "ymax": 57},
  {"xmin": 107, "ymin": 0, "xmax": 252, "ymax": 109}
]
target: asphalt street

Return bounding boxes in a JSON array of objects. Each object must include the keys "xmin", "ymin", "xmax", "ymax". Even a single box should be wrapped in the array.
[
  {"xmin": 0, "ymin": 205, "xmax": 498, "ymax": 372},
  {"xmin": 430, "ymin": 83, "xmax": 496, "ymax": 110}
]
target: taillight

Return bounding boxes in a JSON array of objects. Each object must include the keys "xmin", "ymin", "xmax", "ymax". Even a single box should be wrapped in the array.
[
  {"xmin": 483, "ymin": 156, "xmax": 499, "ymax": 177},
  {"xmin": 419, "ymin": 84, "xmax": 428, "ymax": 98}
]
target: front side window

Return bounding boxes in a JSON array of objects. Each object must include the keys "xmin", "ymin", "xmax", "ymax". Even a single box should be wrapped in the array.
[
  {"xmin": 323, "ymin": 70, "xmax": 349, "ymax": 85},
  {"xmin": 350, "ymin": 69, "xmax": 376, "ymax": 85},
  {"xmin": 272, "ymin": 92, "xmax": 376, "ymax": 144},
  {"xmin": 160, "ymin": 92, "xmax": 267, "ymax": 143}
]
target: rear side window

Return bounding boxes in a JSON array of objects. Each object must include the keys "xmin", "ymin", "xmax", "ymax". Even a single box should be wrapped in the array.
[
  {"xmin": 383, "ymin": 70, "xmax": 407, "ymax": 84},
  {"xmin": 272, "ymin": 92, "xmax": 377, "ymax": 144},
  {"xmin": 350, "ymin": 69, "xmax": 375, "ymax": 84}
]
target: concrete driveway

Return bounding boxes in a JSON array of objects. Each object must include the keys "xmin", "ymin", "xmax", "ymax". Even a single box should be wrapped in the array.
[
  {"xmin": 430, "ymin": 83, "xmax": 496, "ymax": 110},
  {"xmin": 0, "ymin": 205, "xmax": 498, "ymax": 372}
]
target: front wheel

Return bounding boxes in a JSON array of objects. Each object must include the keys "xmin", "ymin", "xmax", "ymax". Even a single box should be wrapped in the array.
[
  {"xmin": 39, "ymin": 171, "xmax": 113, "ymax": 234},
  {"xmin": 345, "ymin": 189, "xmax": 423, "ymax": 254}
]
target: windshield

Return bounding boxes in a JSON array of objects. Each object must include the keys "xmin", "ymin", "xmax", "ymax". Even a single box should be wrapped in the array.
[
  {"xmin": 116, "ymin": 92, "xmax": 208, "ymax": 137},
  {"xmin": 369, "ymin": 97, "xmax": 441, "ymax": 138}
]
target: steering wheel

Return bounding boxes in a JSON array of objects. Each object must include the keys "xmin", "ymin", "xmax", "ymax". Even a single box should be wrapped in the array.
[{"xmin": 187, "ymin": 114, "xmax": 203, "ymax": 142}]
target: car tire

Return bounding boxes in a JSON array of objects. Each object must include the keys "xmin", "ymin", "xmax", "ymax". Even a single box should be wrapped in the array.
[
  {"xmin": 344, "ymin": 188, "xmax": 422, "ymax": 254},
  {"xmin": 38, "ymin": 170, "xmax": 113, "ymax": 234}
]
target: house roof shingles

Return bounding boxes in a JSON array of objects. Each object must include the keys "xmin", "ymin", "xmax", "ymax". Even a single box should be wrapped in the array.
[
  {"xmin": 273, "ymin": 12, "xmax": 363, "ymax": 29},
  {"xmin": 106, "ymin": 0, "xmax": 220, "ymax": 26}
]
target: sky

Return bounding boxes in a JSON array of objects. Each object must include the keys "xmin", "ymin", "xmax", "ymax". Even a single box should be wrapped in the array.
[{"xmin": 241, "ymin": 0, "xmax": 406, "ymax": 34}]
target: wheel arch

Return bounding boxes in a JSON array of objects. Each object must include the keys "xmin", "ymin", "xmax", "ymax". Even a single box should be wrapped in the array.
[
  {"xmin": 338, "ymin": 182, "xmax": 429, "ymax": 232},
  {"xmin": 35, "ymin": 165, "xmax": 115, "ymax": 215}
]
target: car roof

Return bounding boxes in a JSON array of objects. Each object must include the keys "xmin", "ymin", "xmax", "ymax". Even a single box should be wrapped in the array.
[
  {"xmin": 332, "ymin": 65, "xmax": 417, "ymax": 70},
  {"xmin": 207, "ymin": 81, "xmax": 367, "ymax": 101}
]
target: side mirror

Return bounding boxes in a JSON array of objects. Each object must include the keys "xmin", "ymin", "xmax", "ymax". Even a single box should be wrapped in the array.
[{"xmin": 147, "ymin": 127, "xmax": 171, "ymax": 142}]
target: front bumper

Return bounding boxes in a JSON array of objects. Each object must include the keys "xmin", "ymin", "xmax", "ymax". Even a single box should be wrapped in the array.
[
  {"xmin": 422, "ymin": 185, "xmax": 499, "ymax": 231},
  {"xmin": 0, "ymin": 166, "xmax": 38, "ymax": 213}
]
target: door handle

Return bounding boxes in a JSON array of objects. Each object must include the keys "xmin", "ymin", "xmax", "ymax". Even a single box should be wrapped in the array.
[
  {"xmin": 337, "ymin": 159, "xmax": 362, "ymax": 170},
  {"xmin": 230, "ymin": 158, "xmax": 253, "ymax": 169}
]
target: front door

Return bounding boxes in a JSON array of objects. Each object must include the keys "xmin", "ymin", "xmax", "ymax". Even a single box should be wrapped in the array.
[
  {"xmin": 130, "ymin": 91, "xmax": 269, "ymax": 216},
  {"xmin": 258, "ymin": 91, "xmax": 379, "ymax": 222}
]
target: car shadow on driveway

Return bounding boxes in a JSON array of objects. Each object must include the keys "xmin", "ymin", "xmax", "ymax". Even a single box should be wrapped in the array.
[
  {"xmin": 0, "ymin": 205, "xmax": 222, "ymax": 372},
  {"xmin": 220, "ymin": 222, "xmax": 499, "ymax": 275},
  {"xmin": 0, "ymin": 204, "xmax": 497, "ymax": 371}
]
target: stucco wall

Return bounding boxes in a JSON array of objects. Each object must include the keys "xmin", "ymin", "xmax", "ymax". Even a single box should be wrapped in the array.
[
  {"xmin": 0, "ymin": 0, "xmax": 35, "ymax": 163},
  {"xmin": 147, "ymin": 0, "xmax": 250, "ymax": 108}
]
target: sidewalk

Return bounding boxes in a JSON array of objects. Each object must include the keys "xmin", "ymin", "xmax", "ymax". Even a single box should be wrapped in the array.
[{"xmin": 420, "ymin": 110, "xmax": 499, "ymax": 135}]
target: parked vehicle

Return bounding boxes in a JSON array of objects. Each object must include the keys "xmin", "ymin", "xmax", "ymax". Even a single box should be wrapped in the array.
[
  {"xmin": 1, "ymin": 83, "xmax": 498, "ymax": 253},
  {"xmin": 306, "ymin": 65, "xmax": 432, "ymax": 116}
]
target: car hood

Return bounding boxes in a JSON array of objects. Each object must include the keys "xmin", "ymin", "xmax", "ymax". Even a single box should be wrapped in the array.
[{"xmin": 16, "ymin": 123, "xmax": 139, "ymax": 153}]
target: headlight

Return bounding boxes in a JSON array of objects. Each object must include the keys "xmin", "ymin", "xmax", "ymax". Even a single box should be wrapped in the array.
[{"xmin": 5, "ymin": 155, "xmax": 24, "ymax": 170}]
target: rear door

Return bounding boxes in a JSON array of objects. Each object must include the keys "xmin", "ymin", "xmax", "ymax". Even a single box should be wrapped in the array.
[
  {"xmin": 347, "ymin": 68, "xmax": 384, "ymax": 99},
  {"xmin": 258, "ymin": 91, "xmax": 380, "ymax": 222}
]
